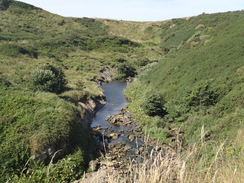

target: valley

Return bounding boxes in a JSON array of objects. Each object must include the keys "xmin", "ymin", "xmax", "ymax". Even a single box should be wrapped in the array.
[{"xmin": 0, "ymin": 0, "xmax": 243, "ymax": 182}]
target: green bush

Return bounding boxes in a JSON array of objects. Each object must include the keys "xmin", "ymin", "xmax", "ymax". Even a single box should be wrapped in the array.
[
  {"xmin": 75, "ymin": 17, "xmax": 108, "ymax": 36},
  {"xmin": 184, "ymin": 81, "xmax": 218, "ymax": 107},
  {"xmin": 136, "ymin": 57, "xmax": 150, "ymax": 67},
  {"xmin": 0, "ymin": 0, "xmax": 12, "ymax": 10},
  {"xmin": 116, "ymin": 62, "xmax": 137, "ymax": 80},
  {"xmin": 115, "ymin": 57, "xmax": 127, "ymax": 63},
  {"xmin": 30, "ymin": 65, "xmax": 67, "ymax": 93},
  {"xmin": 0, "ymin": 89, "xmax": 96, "ymax": 182},
  {"xmin": 141, "ymin": 91, "xmax": 167, "ymax": 117},
  {"xmin": 0, "ymin": 76, "xmax": 12, "ymax": 87},
  {"xmin": 0, "ymin": 44, "xmax": 37, "ymax": 58}
]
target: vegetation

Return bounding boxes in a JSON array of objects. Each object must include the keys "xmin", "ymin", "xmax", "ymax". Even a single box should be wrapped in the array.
[
  {"xmin": 106, "ymin": 130, "xmax": 244, "ymax": 183},
  {"xmin": 0, "ymin": 1, "xmax": 161, "ymax": 181},
  {"xmin": 0, "ymin": 88, "xmax": 97, "ymax": 182},
  {"xmin": 116, "ymin": 62, "xmax": 137, "ymax": 80},
  {"xmin": 30, "ymin": 65, "xmax": 67, "ymax": 93},
  {"xmin": 0, "ymin": 0, "xmax": 243, "ymax": 182},
  {"xmin": 140, "ymin": 91, "xmax": 167, "ymax": 117},
  {"xmin": 124, "ymin": 11, "xmax": 244, "ymax": 154}
]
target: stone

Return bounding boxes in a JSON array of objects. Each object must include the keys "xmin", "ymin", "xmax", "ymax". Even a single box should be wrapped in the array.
[
  {"xmin": 135, "ymin": 150, "xmax": 139, "ymax": 155},
  {"xmin": 109, "ymin": 133, "xmax": 119, "ymax": 140},
  {"xmin": 89, "ymin": 160, "xmax": 100, "ymax": 172},
  {"xmin": 128, "ymin": 135, "xmax": 135, "ymax": 142},
  {"xmin": 108, "ymin": 143, "xmax": 116, "ymax": 149},
  {"xmin": 92, "ymin": 125, "xmax": 101, "ymax": 131},
  {"xmin": 139, "ymin": 147, "xmax": 144, "ymax": 152},
  {"xmin": 118, "ymin": 142, "xmax": 126, "ymax": 147},
  {"xmin": 124, "ymin": 146, "xmax": 132, "ymax": 152}
]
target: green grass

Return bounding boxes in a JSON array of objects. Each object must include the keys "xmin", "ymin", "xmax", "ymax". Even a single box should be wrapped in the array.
[
  {"xmin": 0, "ymin": 1, "xmax": 162, "ymax": 181},
  {"xmin": 0, "ymin": 87, "xmax": 97, "ymax": 182},
  {"xmin": 125, "ymin": 11, "xmax": 244, "ymax": 148}
]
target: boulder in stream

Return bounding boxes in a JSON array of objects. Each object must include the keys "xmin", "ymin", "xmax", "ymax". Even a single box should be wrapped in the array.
[{"xmin": 108, "ymin": 133, "xmax": 119, "ymax": 140}]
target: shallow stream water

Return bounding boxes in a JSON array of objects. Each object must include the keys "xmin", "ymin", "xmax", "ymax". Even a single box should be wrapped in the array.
[
  {"xmin": 91, "ymin": 81, "xmax": 128, "ymax": 129},
  {"xmin": 91, "ymin": 81, "xmax": 142, "ymax": 153}
]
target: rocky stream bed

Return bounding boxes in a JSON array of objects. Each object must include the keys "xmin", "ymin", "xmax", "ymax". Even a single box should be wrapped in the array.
[{"xmin": 73, "ymin": 82, "xmax": 181, "ymax": 183}]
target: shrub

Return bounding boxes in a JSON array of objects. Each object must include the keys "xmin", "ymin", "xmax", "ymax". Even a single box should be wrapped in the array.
[
  {"xmin": 115, "ymin": 57, "xmax": 127, "ymax": 63},
  {"xmin": 0, "ymin": 44, "xmax": 37, "ymax": 58},
  {"xmin": 136, "ymin": 57, "xmax": 150, "ymax": 67},
  {"xmin": 184, "ymin": 81, "xmax": 218, "ymax": 107},
  {"xmin": 0, "ymin": 76, "xmax": 11, "ymax": 87},
  {"xmin": 30, "ymin": 65, "xmax": 67, "ymax": 93},
  {"xmin": 0, "ymin": 0, "xmax": 11, "ymax": 10},
  {"xmin": 141, "ymin": 91, "xmax": 167, "ymax": 117},
  {"xmin": 116, "ymin": 62, "xmax": 137, "ymax": 80}
]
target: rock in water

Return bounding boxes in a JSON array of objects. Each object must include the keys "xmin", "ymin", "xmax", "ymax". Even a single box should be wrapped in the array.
[
  {"xmin": 128, "ymin": 134, "xmax": 135, "ymax": 142},
  {"xmin": 109, "ymin": 133, "xmax": 119, "ymax": 140}
]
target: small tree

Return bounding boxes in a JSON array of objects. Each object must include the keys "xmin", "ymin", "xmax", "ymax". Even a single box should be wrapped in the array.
[
  {"xmin": 30, "ymin": 65, "xmax": 67, "ymax": 93},
  {"xmin": 185, "ymin": 81, "xmax": 218, "ymax": 107},
  {"xmin": 141, "ymin": 91, "xmax": 167, "ymax": 117}
]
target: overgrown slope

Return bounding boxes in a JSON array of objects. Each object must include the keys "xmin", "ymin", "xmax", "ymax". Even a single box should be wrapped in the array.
[
  {"xmin": 0, "ymin": 0, "xmax": 165, "ymax": 181},
  {"xmin": 125, "ymin": 10, "xmax": 244, "ymax": 150}
]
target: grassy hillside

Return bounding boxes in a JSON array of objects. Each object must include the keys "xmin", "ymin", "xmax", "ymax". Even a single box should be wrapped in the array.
[
  {"xmin": 124, "ymin": 11, "xmax": 244, "ymax": 179},
  {"xmin": 121, "ymin": 11, "xmax": 244, "ymax": 182},
  {"xmin": 0, "ymin": 0, "xmax": 162, "ymax": 89},
  {"xmin": 0, "ymin": 0, "xmax": 164, "ymax": 181}
]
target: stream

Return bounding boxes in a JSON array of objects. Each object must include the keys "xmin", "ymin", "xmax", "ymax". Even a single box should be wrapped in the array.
[
  {"xmin": 91, "ymin": 81, "xmax": 143, "ymax": 157},
  {"xmin": 91, "ymin": 81, "xmax": 128, "ymax": 129}
]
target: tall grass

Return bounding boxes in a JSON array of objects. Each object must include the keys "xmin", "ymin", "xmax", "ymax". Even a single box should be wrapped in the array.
[{"xmin": 100, "ymin": 128, "xmax": 244, "ymax": 183}]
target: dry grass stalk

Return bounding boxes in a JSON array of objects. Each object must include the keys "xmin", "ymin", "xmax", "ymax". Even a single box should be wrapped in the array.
[{"xmin": 103, "ymin": 126, "xmax": 243, "ymax": 183}]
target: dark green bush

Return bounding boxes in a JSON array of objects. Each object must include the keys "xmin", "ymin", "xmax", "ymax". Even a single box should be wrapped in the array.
[
  {"xmin": 0, "ymin": 0, "xmax": 12, "ymax": 10},
  {"xmin": 0, "ymin": 44, "xmax": 37, "ymax": 58},
  {"xmin": 30, "ymin": 65, "xmax": 67, "ymax": 93},
  {"xmin": 185, "ymin": 81, "xmax": 218, "ymax": 107},
  {"xmin": 116, "ymin": 62, "xmax": 137, "ymax": 79},
  {"xmin": 115, "ymin": 57, "xmax": 127, "ymax": 63},
  {"xmin": 136, "ymin": 57, "xmax": 150, "ymax": 67},
  {"xmin": 75, "ymin": 17, "xmax": 108, "ymax": 36},
  {"xmin": 0, "ymin": 76, "xmax": 11, "ymax": 87},
  {"xmin": 141, "ymin": 91, "xmax": 167, "ymax": 117}
]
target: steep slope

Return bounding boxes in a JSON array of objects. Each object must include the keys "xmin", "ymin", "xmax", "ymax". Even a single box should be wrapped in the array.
[
  {"xmin": 1, "ymin": 0, "xmax": 161, "ymax": 89},
  {"xmin": 122, "ymin": 11, "xmax": 244, "ymax": 181},
  {"xmin": 125, "ymin": 10, "xmax": 244, "ymax": 148}
]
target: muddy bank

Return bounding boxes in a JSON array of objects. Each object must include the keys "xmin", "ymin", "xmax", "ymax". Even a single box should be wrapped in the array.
[{"xmin": 78, "ymin": 96, "xmax": 106, "ymax": 128}]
